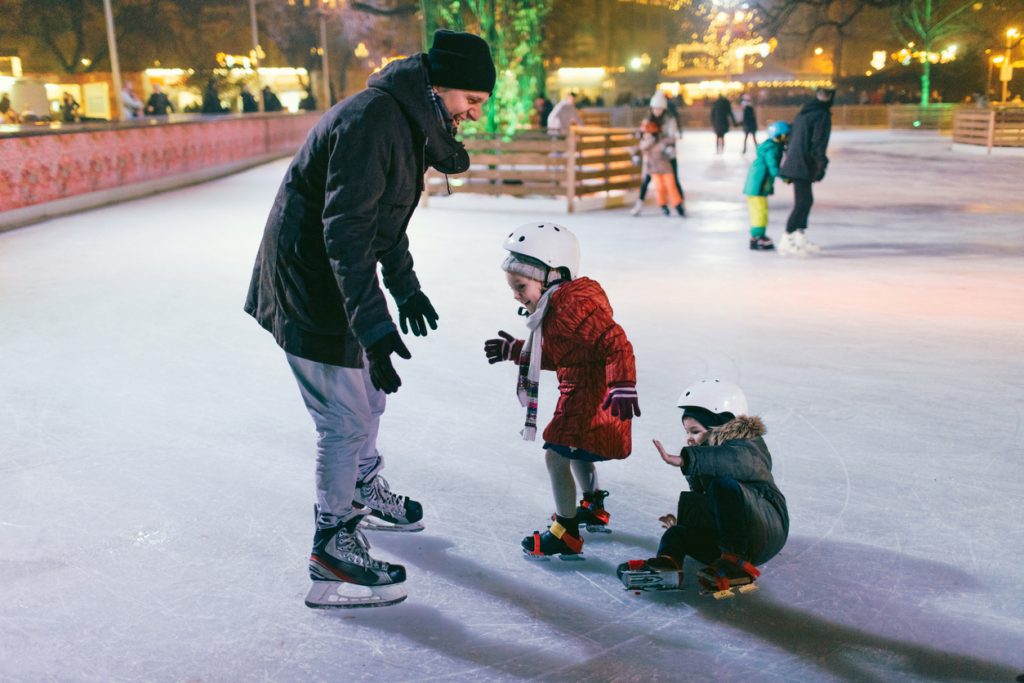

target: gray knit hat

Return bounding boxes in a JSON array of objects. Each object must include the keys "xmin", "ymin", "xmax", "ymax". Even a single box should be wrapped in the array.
[{"xmin": 501, "ymin": 253, "xmax": 548, "ymax": 283}]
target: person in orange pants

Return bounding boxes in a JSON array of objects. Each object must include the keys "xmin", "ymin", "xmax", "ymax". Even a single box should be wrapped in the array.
[{"xmin": 638, "ymin": 119, "xmax": 684, "ymax": 217}]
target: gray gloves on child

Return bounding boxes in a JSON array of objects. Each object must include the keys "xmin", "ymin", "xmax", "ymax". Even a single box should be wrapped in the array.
[
  {"xmin": 398, "ymin": 290, "xmax": 439, "ymax": 337},
  {"xmin": 366, "ymin": 331, "xmax": 411, "ymax": 394},
  {"xmin": 602, "ymin": 382, "xmax": 641, "ymax": 421}
]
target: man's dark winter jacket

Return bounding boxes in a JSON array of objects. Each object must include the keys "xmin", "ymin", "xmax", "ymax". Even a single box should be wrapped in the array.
[
  {"xmin": 780, "ymin": 99, "xmax": 832, "ymax": 182},
  {"xmin": 710, "ymin": 96, "xmax": 735, "ymax": 136},
  {"xmin": 676, "ymin": 416, "xmax": 789, "ymax": 565},
  {"xmin": 244, "ymin": 55, "xmax": 467, "ymax": 367}
]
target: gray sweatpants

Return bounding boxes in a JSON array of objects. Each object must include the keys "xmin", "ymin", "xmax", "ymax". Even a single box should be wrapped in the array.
[{"xmin": 286, "ymin": 352, "xmax": 385, "ymax": 527}]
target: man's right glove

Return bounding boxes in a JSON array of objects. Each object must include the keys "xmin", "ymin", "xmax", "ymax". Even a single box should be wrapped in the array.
[
  {"xmin": 366, "ymin": 331, "xmax": 411, "ymax": 394},
  {"xmin": 484, "ymin": 330, "xmax": 523, "ymax": 364}
]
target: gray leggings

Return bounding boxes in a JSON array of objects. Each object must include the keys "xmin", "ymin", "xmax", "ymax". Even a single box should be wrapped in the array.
[{"xmin": 545, "ymin": 449, "xmax": 599, "ymax": 518}]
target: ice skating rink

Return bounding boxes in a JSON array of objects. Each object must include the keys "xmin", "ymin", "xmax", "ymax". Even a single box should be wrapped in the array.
[{"xmin": 2, "ymin": 130, "xmax": 1022, "ymax": 682}]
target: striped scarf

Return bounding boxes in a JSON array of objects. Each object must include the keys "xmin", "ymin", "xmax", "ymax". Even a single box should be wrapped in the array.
[{"xmin": 517, "ymin": 285, "xmax": 559, "ymax": 440}]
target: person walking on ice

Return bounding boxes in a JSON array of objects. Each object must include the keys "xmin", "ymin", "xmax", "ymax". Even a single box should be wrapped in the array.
[
  {"xmin": 618, "ymin": 379, "xmax": 788, "ymax": 596},
  {"xmin": 743, "ymin": 121, "xmax": 790, "ymax": 251},
  {"xmin": 484, "ymin": 222, "xmax": 640, "ymax": 559},
  {"xmin": 244, "ymin": 30, "xmax": 495, "ymax": 608},
  {"xmin": 778, "ymin": 87, "xmax": 835, "ymax": 256}
]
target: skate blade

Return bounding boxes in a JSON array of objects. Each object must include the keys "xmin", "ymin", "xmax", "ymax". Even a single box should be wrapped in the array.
[
  {"xmin": 521, "ymin": 549, "xmax": 584, "ymax": 562},
  {"xmin": 358, "ymin": 515, "xmax": 425, "ymax": 533},
  {"xmin": 304, "ymin": 580, "xmax": 407, "ymax": 609},
  {"xmin": 620, "ymin": 571, "xmax": 682, "ymax": 591},
  {"xmin": 584, "ymin": 524, "xmax": 611, "ymax": 534},
  {"xmin": 699, "ymin": 582, "xmax": 757, "ymax": 600}
]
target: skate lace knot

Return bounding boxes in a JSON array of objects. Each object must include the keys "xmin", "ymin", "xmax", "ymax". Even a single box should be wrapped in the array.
[
  {"xmin": 363, "ymin": 475, "xmax": 406, "ymax": 517},
  {"xmin": 334, "ymin": 527, "xmax": 389, "ymax": 571}
]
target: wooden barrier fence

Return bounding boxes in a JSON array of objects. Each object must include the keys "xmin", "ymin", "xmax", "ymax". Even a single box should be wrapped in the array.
[
  {"xmin": 425, "ymin": 126, "xmax": 642, "ymax": 212},
  {"xmin": 952, "ymin": 107, "xmax": 1024, "ymax": 152}
]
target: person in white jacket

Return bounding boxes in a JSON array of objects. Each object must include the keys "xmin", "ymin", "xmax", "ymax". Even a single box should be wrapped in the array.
[{"xmin": 547, "ymin": 92, "xmax": 584, "ymax": 138}]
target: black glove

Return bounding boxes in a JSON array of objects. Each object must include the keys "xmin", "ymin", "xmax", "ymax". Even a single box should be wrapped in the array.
[
  {"xmin": 484, "ymin": 330, "xmax": 517, "ymax": 364},
  {"xmin": 365, "ymin": 331, "xmax": 411, "ymax": 394},
  {"xmin": 398, "ymin": 291, "xmax": 439, "ymax": 337}
]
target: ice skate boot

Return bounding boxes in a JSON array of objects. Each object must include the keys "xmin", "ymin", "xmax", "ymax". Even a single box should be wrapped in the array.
[
  {"xmin": 576, "ymin": 489, "xmax": 611, "ymax": 533},
  {"xmin": 305, "ymin": 517, "xmax": 407, "ymax": 609},
  {"xmin": 522, "ymin": 515, "xmax": 584, "ymax": 561},
  {"xmin": 794, "ymin": 229, "xmax": 821, "ymax": 254},
  {"xmin": 660, "ymin": 205, "xmax": 670, "ymax": 216},
  {"xmin": 697, "ymin": 552, "xmax": 761, "ymax": 599},
  {"xmin": 630, "ymin": 199, "xmax": 643, "ymax": 217},
  {"xmin": 675, "ymin": 203, "xmax": 686, "ymax": 217},
  {"xmin": 776, "ymin": 231, "xmax": 807, "ymax": 257},
  {"xmin": 355, "ymin": 474, "xmax": 424, "ymax": 532},
  {"xmin": 617, "ymin": 555, "xmax": 684, "ymax": 592},
  {"xmin": 749, "ymin": 236, "xmax": 775, "ymax": 251}
]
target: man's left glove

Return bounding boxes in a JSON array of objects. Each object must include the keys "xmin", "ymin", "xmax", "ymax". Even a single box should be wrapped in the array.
[
  {"xmin": 602, "ymin": 382, "xmax": 641, "ymax": 421},
  {"xmin": 398, "ymin": 291, "xmax": 439, "ymax": 337},
  {"xmin": 366, "ymin": 331, "xmax": 411, "ymax": 394}
]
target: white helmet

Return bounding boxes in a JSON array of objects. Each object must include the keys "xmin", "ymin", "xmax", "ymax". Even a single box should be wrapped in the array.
[
  {"xmin": 649, "ymin": 90, "xmax": 668, "ymax": 109},
  {"xmin": 677, "ymin": 379, "xmax": 748, "ymax": 418},
  {"xmin": 503, "ymin": 222, "xmax": 581, "ymax": 281}
]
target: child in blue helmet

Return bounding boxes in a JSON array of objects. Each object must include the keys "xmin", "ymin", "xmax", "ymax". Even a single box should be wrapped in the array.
[{"xmin": 743, "ymin": 121, "xmax": 790, "ymax": 251}]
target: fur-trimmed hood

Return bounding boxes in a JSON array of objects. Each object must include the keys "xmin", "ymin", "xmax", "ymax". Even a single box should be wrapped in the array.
[{"xmin": 707, "ymin": 415, "xmax": 766, "ymax": 446}]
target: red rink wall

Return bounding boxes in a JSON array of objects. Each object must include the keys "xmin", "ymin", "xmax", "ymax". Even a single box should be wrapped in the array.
[{"xmin": 0, "ymin": 113, "xmax": 320, "ymax": 220}]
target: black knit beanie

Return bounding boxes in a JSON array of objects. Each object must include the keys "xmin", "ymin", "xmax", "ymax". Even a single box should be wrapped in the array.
[
  {"xmin": 427, "ymin": 30, "xmax": 496, "ymax": 93},
  {"xmin": 682, "ymin": 407, "xmax": 734, "ymax": 430}
]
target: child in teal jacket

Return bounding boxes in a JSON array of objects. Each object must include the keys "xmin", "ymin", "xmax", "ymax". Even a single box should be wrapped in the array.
[{"xmin": 743, "ymin": 121, "xmax": 790, "ymax": 251}]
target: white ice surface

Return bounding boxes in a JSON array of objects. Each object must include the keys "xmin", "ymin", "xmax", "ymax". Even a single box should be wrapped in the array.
[{"xmin": 1, "ymin": 130, "xmax": 1022, "ymax": 682}]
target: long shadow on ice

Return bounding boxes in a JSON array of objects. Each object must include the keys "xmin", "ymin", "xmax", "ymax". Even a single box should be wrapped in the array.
[{"xmin": 683, "ymin": 535, "xmax": 1023, "ymax": 682}]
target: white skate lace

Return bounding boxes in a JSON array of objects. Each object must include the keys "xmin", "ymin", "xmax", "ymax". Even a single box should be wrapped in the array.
[
  {"xmin": 335, "ymin": 527, "xmax": 390, "ymax": 571},
  {"xmin": 362, "ymin": 476, "xmax": 406, "ymax": 517}
]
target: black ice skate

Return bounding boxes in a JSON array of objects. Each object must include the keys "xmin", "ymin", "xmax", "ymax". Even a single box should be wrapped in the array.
[
  {"xmin": 617, "ymin": 555, "xmax": 684, "ymax": 592},
  {"xmin": 522, "ymin": 517, "xmax": 584, "ymax": 561},
  {"xmin": 749, "ymin": 236, "xmax": 775, "ymax": 251},
  {"xmin": 697, "ymin": 552, "xmax": 761, "ymax": 599},
  {"xmin": 354, "ymin": 474, "xmax": 424, "ymax": 532},
  {"xmin": 305, "ymin": 517, "xmax": 407, "ymax": 609},
  {"xmin": 576, "ymin": 489, "xmax": 612, "ymax": 533}
]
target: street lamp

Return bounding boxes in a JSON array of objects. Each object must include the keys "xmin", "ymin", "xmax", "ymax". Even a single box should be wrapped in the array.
[
  {"xmin": 1005, "ymin": 28, "xmax": 1020, "ymax": 103},
  {"xmin": 248, "ymin": 0, "xmax": 264, "ymax": 111},
  {"xmin": 289, "ymin": 0, "xmax": 338, "ymax": 108},
  {"xmin": 989, "ymin": 55, "xmax": 1004, "ymax": 101}
]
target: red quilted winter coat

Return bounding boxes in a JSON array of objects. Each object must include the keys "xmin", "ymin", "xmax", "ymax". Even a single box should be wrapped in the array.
[{"xmin": 516, "ymin": 277, "xmax": 637, "ymax": 460}]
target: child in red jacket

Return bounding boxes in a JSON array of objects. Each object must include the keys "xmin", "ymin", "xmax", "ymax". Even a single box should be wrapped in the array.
[{"xmin": 484, "ymin": 222, "xmax": 640, "ymax": 559}]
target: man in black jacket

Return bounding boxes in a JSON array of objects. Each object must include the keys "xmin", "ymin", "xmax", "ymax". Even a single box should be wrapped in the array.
[
  {"xmin": 245, "ymin": 30, "xmax": 495, "ymax": 608},
  {"xmin": 778, "ymin": 87, "xmax": 834, "ymax": 256}
]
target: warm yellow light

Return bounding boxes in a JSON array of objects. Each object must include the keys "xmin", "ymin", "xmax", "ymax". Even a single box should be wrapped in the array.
[
  {"xmin": 1008, "ymin": 28, "xmax": 1020, "ymax": 38},
  {"xmin": 354, "ymin": 42, "xmax": 369, "ymax": 58},
  {"xmin": 814, "ymin": 47, "xmax": 824, "ymax": 55},
  {"xmin": 993, "ymin": 55, "xmax": 1005, "ymax": 64},
  {"xmin": 870, "ymin": 51, "xmax": 887, "ymax": 70},
  {"xmin": 865, "ymin": 70, "xmax": 873, "ymax": 76},
  {"xmin": 630, "ymin": 57, "xmax": 643, "ymax": 70}
]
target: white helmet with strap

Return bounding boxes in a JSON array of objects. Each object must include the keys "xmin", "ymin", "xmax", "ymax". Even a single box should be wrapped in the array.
[
  {"xmin": 502, "ymin": 221, "xmax": 581, "ymax": 282},
  {"xmin": 677, "ymin": 379, "xmax": 748, "ymax": 417}
]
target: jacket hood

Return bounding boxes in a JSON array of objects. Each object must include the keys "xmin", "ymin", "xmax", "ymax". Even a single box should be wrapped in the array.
[
  {"xmin": 799, "ymin": 99, "xmax": 832, "ymax": 115},
  {"xmin": 368, "ymin": 54, "xmax": 468, "ymax": 172},
  {"xmin": 708, "ymin": 415, "xmax": 766, "ymax": 446}
]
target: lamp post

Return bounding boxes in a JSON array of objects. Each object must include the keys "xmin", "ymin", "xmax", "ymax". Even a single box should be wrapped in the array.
[
  {"xmin": 319, "ymin": 2, "xmax": 331, "ymax": 108},
  {"xmin": 1004, "ymin": 28, "xmax": 1020, "ymax": 103},
  {"xmin": 989, "ymin": 55, "xmax": 1004, "ymax": 102},
  {"xmin": 249, "ymin": 0, "xmax": 264, "ymax": 111},
  {"xmin": 102, "ymin": 0, "xmax": 123, "ymax": 120}
]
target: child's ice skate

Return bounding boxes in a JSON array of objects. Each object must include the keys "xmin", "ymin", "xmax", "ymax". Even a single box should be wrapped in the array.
[
  {"xmin": 749, "ymin": 236, "xmax": 775, "ymax": 251},
  {"xmin": 697, "ymin": 552, "xmax": 761, "ymax": 599},
  {"xmin": 355, "ymin": 474, "xmax": 424, "ymax": 532},
  {"xmin": 305, "ymin": 517, "xmax": 407, "ymax": 609},
  {"xmin": 617, "ymin": 555, "xmax": 684, "ymax": 592},
  {"xmin": 522, "ymin": 516, "xmax": 584, "ymax": 561},
  {"xmin": 576, "ymin": 489, "xmax": 611, "ymax": 533}
]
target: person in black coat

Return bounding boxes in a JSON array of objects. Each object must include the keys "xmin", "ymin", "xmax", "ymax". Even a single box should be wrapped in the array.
[
  {"xmin": 710, "ymin": 94, "xmax": 737, "ymax": 154},
  {"xmin": 244, "ymin": 30, "xmax": 495, "ymax": 609},
  {"xmin": 145, "ymin": 84, "xmax": 174, "ymax": 116},
  {"xmin": 240, "ymin": 86, "xmax": 259, "ymax": 113},
  {"xmin": 778, "ymin": 87, "xmax": 834, "ymax": 255},
  {"xmin": 740, "ymin": 94, "xmax": 757, "ymax": 153},
  {"xmin": 618, "ymin": 380, "xmax": 788, "ymax": 594}
]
